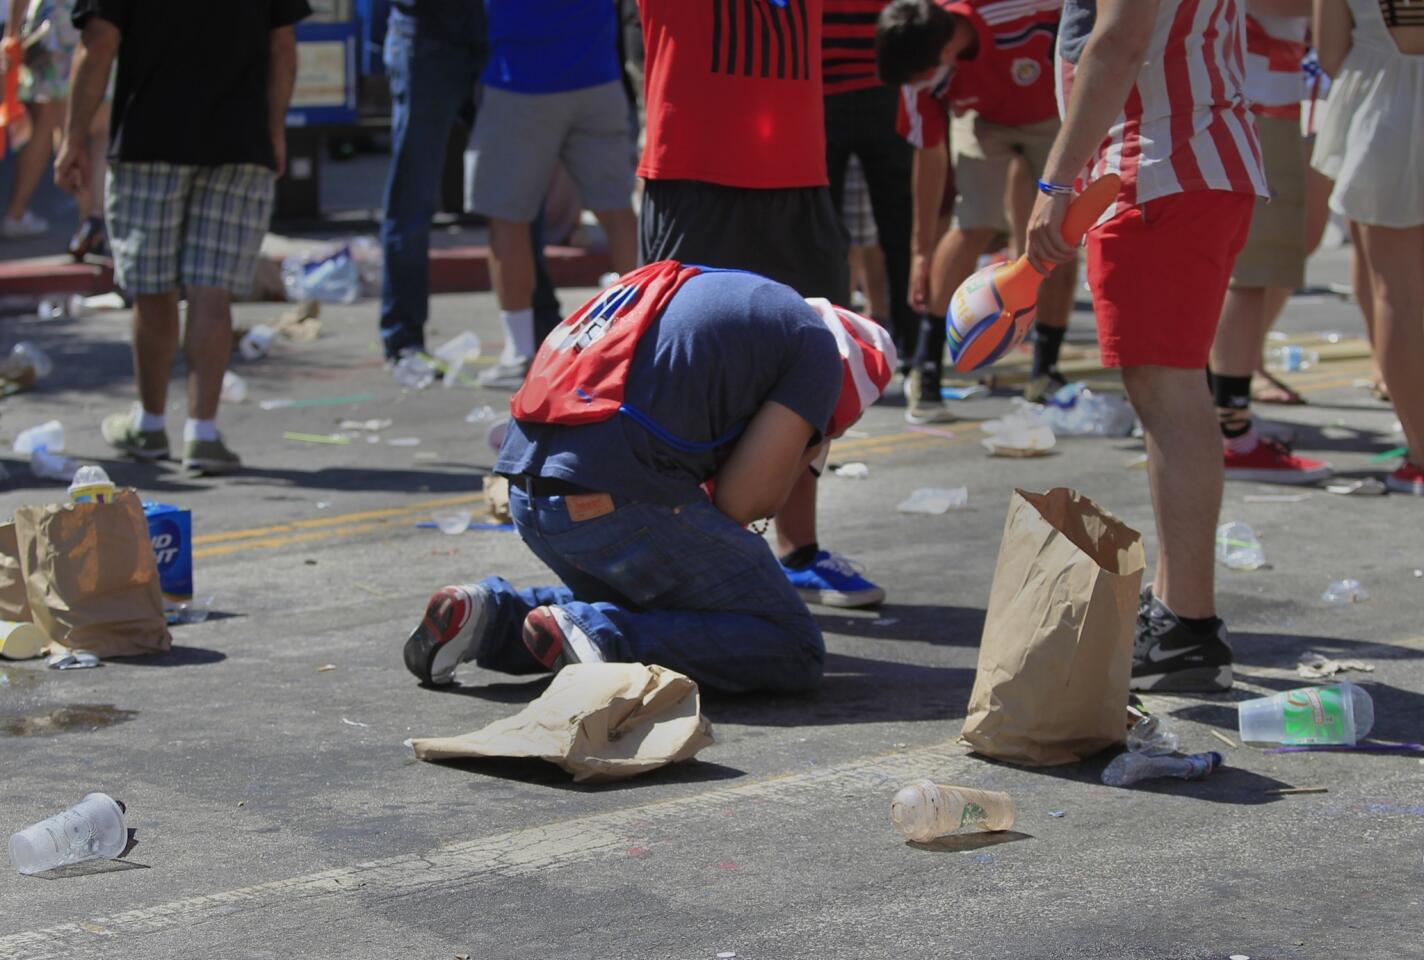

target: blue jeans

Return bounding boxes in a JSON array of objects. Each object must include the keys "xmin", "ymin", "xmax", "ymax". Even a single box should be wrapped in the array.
[
  {"xmin": 471, "ymin": 486, "xmax": 825, "ymax": 693},
  {"xmin": 379, "ymin": 10, "xmax": 560, "ymax": 359}
]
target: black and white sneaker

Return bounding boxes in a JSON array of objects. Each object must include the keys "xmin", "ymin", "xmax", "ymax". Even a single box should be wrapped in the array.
[
  {"xmin": 522, "ymin": 605, "xmax": 606, "ymax": 672},
  {"xmin": 1131, "ymin": 594, "xmax": 1234, "ymax": 692},
  {"xmin": 403, "ymin": 583, "xmax": 491, "ymax": 685}
]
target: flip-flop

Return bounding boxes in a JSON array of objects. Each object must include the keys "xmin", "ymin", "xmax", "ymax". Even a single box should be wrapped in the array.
[{"xmin": 1252, "ymin": 368, "xmax": 1306, "ymax": 405}]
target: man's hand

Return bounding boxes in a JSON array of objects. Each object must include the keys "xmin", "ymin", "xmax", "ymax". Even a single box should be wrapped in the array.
[
  {"xmin": 54, "ymin": 136, "xmax": 89, "ymax": 197},
  {"xmin": 270, "ymin": 127, "xmax": 287, "ymax": 178},
  {"xmin": 908, "ymin": 251, "xmax": 931, "ymax": 313},
  {"xmin": 1024, "ymin": 191, "xmax": 1074, "ymax": 276}
]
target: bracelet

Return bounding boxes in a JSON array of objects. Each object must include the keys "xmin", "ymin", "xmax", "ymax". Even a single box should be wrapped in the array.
[{"xmin": 1037, "ymin": 179, "xmax": 1075, "ymax": 197}]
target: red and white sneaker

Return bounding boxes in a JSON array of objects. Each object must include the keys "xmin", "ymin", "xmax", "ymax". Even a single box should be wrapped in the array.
[
  {"xmin": 1224, "ymin": 437, "xmax": 1331, "ymax": 485},
  {"xmin": 403, "ymin": 583, "xmax": 490, "ymax": 686},
  {"xmin": 522, "ymin": 606, "xmax": 606, "ymax": 672},
  {"xmin": 1386, "ymin": 463, "xmax": 1424, "ymax": 496}
]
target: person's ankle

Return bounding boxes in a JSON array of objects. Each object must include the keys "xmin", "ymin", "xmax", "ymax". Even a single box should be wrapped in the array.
[{"xmin": 779, "ymin": 542, "xmax": 819, "ymax": 569}]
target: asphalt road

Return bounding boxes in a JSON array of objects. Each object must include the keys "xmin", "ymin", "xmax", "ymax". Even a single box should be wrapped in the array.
[{"xmin": 0, "ymin": 247, "xmax": 1420, "ymax": 960}]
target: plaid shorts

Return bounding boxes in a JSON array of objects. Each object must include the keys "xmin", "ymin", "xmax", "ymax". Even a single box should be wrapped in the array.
[
  {"xmin": 841, "ymin": 156, "xmax": 878, "ymax": 248},
  {"xmin": 106, "ymin": 162, "xmax": 275, "ymax": 297}
]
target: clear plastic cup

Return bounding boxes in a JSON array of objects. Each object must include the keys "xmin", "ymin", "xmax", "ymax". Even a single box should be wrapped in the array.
[
  {"xmin": 432, "ymin": 509, "xmax": 473, "ymax": 535},
  {"xmin": 9, "ymin": 792, "xmax": 127, "ymax": 875},
  {"xmin": 1238, "ymin": 681, "xmax": 1375, "ymax": 746}
]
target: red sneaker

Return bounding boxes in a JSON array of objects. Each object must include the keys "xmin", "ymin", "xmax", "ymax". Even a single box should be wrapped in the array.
[
  {"xmin": 1386, "ymin": 463, "xmax": 1424, "ymax": 496},
  {"xmin": 1223, "ymin": 437, "xmax": 1331, "ymax": 485}
]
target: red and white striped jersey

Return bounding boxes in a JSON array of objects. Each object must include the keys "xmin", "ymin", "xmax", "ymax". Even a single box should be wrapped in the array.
[
  {"xmin": 1056, "ymin": 0, "xmax": 1268, "ymax": 219},
  {"xmin": 1243, "ymin": 13, "xmax": 1308, "ymax": 118}
]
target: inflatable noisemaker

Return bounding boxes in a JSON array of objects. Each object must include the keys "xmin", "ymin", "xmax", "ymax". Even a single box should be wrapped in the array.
[
  {"xmin": 0, "ymin": 37, "xmax": 32, "ymax": 156},
  {"xmin": 945, "ymin": 174, "xmax": 1120, "ymax": 373}
]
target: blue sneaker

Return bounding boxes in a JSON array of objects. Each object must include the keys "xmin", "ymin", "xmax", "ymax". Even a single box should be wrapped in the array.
[{"xmin": 781, "ymin": 550, "xmax": 885, "ymax": 608}]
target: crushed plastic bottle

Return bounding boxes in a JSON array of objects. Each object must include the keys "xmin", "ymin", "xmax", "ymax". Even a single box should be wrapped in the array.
[
  {"xmin": 10, "ymin": 342, "xmax": 52, "ymax": 378},
  {"xmin": 392, "ymin": 353, "xmax": 436, "ymax": 390},
  {"xmin": 1101, "ymin": 751, "xmax": 1223, "ymax": 787},
  {"xmin": 13, "ymin": 420, "xmax": 65, "ymax": 455},
  {"xmin": 981, "ymin": 404, "xmax": 1056, "ymax": 456},
  {"xmin": 889, "ymin": 780, "xmax": 1015, "ymax": 841},
  {"xmin": 1126, "ymin": 715, "xmax": 1180, "ymax": 756},
  {"xmin": 1216, "ymin": 521, "xmax": 1265, "ymax": 571},
  {"xmin": 68, "ymin": 465, "xmax": 115, "ymax": 504},
  {"xmin": 221, "ymin": 370, "xmax": 248, "ymax": 404},
  {"xmin": 1322, "ymin": 578, "xmax": 1369, "ymax": 605},
  {"xmin": 281, "ymin": 245, "xmax": 360, "ymax": 304},
  {"xmin": 239, "ymin": 324, "xmax": 278, "ymax": 361},
  {"xmin": 1265, "ymin": 345, "xmax": 1319, "ymax": 373},
  {"xmin": 1039, "ymin": 382, "xmax": 1137, "ymax": 437}
]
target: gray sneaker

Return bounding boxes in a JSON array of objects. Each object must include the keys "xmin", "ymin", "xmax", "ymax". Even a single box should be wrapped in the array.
[
  {"xmin": 182, "ymin": 436, "xmax": 242, "ymax": 476},
  {"xmin": 904, "ymin": 369, "xmax": 957, "ymax": 425},
  {"xmin": 476, "ymin": 357, "xmax": 530, "ymax": 391},
  {"xmin": 101, "ymin": 412, "xmax": 169, "ymax": 460}
]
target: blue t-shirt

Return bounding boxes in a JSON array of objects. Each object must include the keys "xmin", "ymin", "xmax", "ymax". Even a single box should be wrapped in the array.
[
  {"xmin": 496, "ymin": 271, "xmax": 843, "ymax": 506},
  {"xmin": 482, "ymin": 0, "xmax": 621, "ymax": 94}
]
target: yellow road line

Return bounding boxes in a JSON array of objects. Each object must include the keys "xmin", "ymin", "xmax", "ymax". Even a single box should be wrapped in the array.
[{"xmin": 193, "ymin": 492, "xmax": 486, "ymax": 546}]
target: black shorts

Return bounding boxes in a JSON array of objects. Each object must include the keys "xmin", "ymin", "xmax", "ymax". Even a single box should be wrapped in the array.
[{"xmin": 639, "ymin": 179, "xmax": 850, "ymax": 303}]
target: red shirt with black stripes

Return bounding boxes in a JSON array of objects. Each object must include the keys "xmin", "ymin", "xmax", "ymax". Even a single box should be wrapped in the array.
[
  {"xmin": 638, "ymin": 0, "xmax": 828, "ymax": 188},
  {"xmin": 822, "ymin": 0, "xmax": 889, "ymax": 96}
]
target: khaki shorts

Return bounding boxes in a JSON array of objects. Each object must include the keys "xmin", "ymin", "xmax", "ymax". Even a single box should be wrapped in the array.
[
  {"xmin": 1231, "ymin": 114, "xmax": 1307, "ymax": 290},
  {"xmin": 950, "ymin": 113, "xmax": 1059, "ymax": 232}
]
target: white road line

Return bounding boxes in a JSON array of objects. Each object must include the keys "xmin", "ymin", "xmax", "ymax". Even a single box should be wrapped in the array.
[{"xmin": 0, "ymin": 741, "xmax": 969, "ymax": 959}]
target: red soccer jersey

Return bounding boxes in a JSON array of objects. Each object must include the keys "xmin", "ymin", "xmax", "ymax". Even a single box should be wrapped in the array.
[
  {"xmin": 896, "ymin": 0, "xmax": 1062, "ymax": 147},
  {"xmin": 639, "ymin": 0, "xmax": 829, "ymax": 188}
]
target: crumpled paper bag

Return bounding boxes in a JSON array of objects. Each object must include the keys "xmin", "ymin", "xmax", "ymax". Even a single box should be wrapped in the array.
[
  {"xmin": 960, "ymin": 488, "xmax": 1145, "ymax": 766},
  {"xmin": 409, "ymin": 662, "xmax": 714, "ymax": 782}
]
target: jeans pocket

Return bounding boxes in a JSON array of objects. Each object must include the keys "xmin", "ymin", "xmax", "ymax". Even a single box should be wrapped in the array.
[{"xmin": 555, "ymin": 527, "xmax": 684, "ymax": 608}]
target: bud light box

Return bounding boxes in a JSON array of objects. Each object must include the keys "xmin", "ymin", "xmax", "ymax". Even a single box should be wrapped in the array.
[{"xmin": 143, "ymin": 502, "xmax": 192, "ymax": 602}]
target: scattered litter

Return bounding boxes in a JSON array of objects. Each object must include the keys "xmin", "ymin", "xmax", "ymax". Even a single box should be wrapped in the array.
[
  {"xmin": 1238, "ymin": 681, "xmax": 1373, "ymax": 746},
  {"xmin": 1039, "ymin": 383, "xmax": 1137, "ymax": 437},
  {"xmin": 165, "ymin": 596, "xmax": 214, "ymax": 626},
  {"xmin": 1325, "ymin": 477, "xmax": 1387, "ymax": 496},
  {"xmin": 1322, "ymin": 578, "xmax": 1369, "ymax": 605},
  {"xmin": 30, "ymin": 448, "xmax": 79, "ymax": 482},
  {"xmin": 10, "ymin": 341, "xmax": 52, "ymax": 378},
  {"xmin": 1229, "ymin": 954, "xmax": 1251, "ymax": 960},
  {"xmin": 341, "ymin": 718, "xmax": 369, "ymax": 728},
  {"xmin": 717, "ymin": 953, "xmax": 737, "ymax": 959},
  {"xmin": 339, "ymin": 419, "xmax": 391, "ymax": 432},
  {"xmin": 283, "ymin": 432, "xmax": 351, "ymax": 445},
  {"xmin": 896, "ymin": 487, "xmax": 968, "ymax": 514},
  {"xmin": 392, "ymin": 353, "xmax": 437, "ymax": 389},
  {"xmin": 221, "ymin": 370, "xmax": 248, "ymax": 403},
  {"xmin": 317, "ymin": 664, "xmax": 337, "ymax": 673},
  {"xmin": 1126, "ymin": 715, "xmax": 1179, "ymax": 756},
  {"xmin": 270, "ymin": 299, "xmax": 322, "ymax": 342},
  {"xmin": 465, "ymin": 405, "xmax": 497, "ymax": 424},
  {"xmin": 1101, "ymin": 751, "xmax": 1222, "ymax": 787},
  {"xmin": 1265, "ymin": 787, "xmax": 1327, "ymax": 796},
  {"xmin": 1209, "ymin": 730, "xmax": 1239, "ymax": 749},
  {"xmin": 9, "ymin": 793, "xmax": 127, "ymax": 875},
  {"xmin": 940, "ymin": 384, "xmax": 989, "ymax": 401},
  {"xmin": 259, "ymin": 398, "xmax": 294, "ymax": 410},
  {"xmin": 905, "ymin": 424, "xmax": 957, "ymax": 440},
  {"xmin": 13, "ymin": 419, "xmax": 64, "ymax": 455},
  {"xmin": 432, "ymin": 332, "xmax": 483, "ymax": 387},
  {"xmin": 431, "ymin": 509, "xmax": 474, "ymax": 535},
  {"xmin": 1414, "ymin": 569, "xmax": 1423, "ymax": 579},
  {"xmin": 981, "ymin": 407, "xmax": 1055, "ymax": 456},
  {"xmin": 1243, "ymin": 493, "xmax": 1309, "ymax": 503},
  {"xmin": 238, "ymin": 324, "xmax": 278, "ymax": 361},
  {"xmin": 890, "ymin": 780, "xmax": 1015, "ymax": 841},
  {"xmin": 1297, "ymin": 650, "xmax": 1374, "ymax": 680},
  {"xmin": 82, "ymin": 292, "xmax": 127, "ymax": 311},
  {"xmin": 281, "ymin": 240, "xmax": 377, "ymax": 303},
  {"xmin": 1265, "ymin": 344, "xmax": 1317, "ymax": 372},
  {"xmin": 387, "ymin": 437, "xmax": 421, "ymax": 447},
  {"xmin": 1047, "ymin": 810, "xmax": 1065, "ymax": 818},
  {"xmin": 1216, "ymin": 521, "xmax": 1265, "ymax": 571},
  {"xmin": 46, "ymin": 651, "xmax": 101, "ymax": 670},
  {"xmin": 315, "ymin": 501, "xmax": 333, "ymax": 510},
  {"xmin": 832, "ymin": 462, "xmax": 870, "ymax": 479}
]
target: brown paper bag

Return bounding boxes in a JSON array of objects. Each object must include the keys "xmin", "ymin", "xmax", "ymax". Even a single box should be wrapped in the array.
[
  {"xmin": 410, "ymin": 663, "xmax": 715, "ymax": 782},
  {"xmin": 15, "ymin": 489, "xmax": 172, "ymax": 658},
  {"xmin": 960, "ymin": 488, "xmax": 1145, "ymax": 766},
  {"xmin": 0, "ymin": 522, "xmax": 33, "ymax": 622}
]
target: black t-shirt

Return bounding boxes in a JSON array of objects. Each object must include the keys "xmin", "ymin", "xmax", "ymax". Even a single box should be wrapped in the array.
[{"xmin": 73, "ymin": 0, "xmax": 311, "ymax": 168}]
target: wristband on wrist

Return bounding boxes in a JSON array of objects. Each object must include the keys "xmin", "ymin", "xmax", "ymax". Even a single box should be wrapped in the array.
[{"xmin": 1037, "ymin": 179, "xmax": 1075, "ymax": 198}]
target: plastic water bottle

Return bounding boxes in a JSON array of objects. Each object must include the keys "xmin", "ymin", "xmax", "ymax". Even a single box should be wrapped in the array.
[
  {"xmin": 1216, "ymin": 521, "xmax": 1265, "ymax": 571},
  {"xmin": 1126, "ymin": 715, "xmax": 1180, "ymax": 756},
  {"xmin": 283, "ymin": 247, "xmax": 359, "ymax": 304},
  {"xmin": 1101, "ymin": 751, "xmax": 1223, "ymax": 787},
  {"xmin": 889, "ymin": 780, "xmax": 1015, "ymax": 841},
  {"xmin": 9, "ymin": 793, "xmax": 127, "ymax": 875},
  {"xmin": 10, "ymin": 341, "xmax": 52, "ymax": 378},
  {"xmin": 1265, "ymin": 345, "xmax": 1318, "ymax": 372},
  {"xmin": 238, "ymin": 324, "xmax": 278, "ymax": 361},
  {"xmin": 67, "ymin": 465, "xmax": 115, "ymax": 504},
  {"xmin": 1237, "ymin": 681, "xmax": 1374, "ymax": 746},
  {"xmin": 13, "ymin": 420, "xmax": 64, "ymax": 455}
]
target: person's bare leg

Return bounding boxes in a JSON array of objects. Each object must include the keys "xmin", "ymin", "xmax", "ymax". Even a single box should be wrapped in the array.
[
  {"xmin": 1349, "ymin": 220, "xmax": 1384, "ymax": 393},
  {"xmin": 1036, "ymin": 260, "xmax": 1076, "ymax": 332},
  {"xmin": 1122, "ymin": 365, "xmax": 1222, "ymax": 618},
  {"xmin": 1303, "ymin": 166, "xmax": 1332, "ymax": 257},
  {"xmin": 928, "ymin": 226, "xmax": 994, "ymax": 315},
  {"xmin": 1211, "ymin": 287, "xmax": 1267, "ymax": 379},
  {"xmin": 1357, "ymin": 223, "xmax": 1424, "ymax": 463},
  {"xmin": 488, "ymin": 219, "xmax": 535, "ymax": 311},
  {"xmin": 860, "ymin": 243, "xmax": 890, "ymax": 319},
  {"xmin": 774, "ymin": 468, "xmax": 818, "ymax": 555},
  {"xmin": 5, "ymin": 100, "xmax": 59, "ymax": 221},
  {"xmin": 132, "ymin": 291, "xmax": 182, "ymax": 415},
  {"xmin": 184, "ymin": 286, "xmax": 231, "ymax": 421},
  {"xmin": 592, "ymin": 207, "xmax": 638, "ymax": 276}
]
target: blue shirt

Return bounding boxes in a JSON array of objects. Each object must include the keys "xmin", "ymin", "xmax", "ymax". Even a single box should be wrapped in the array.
[
  {"xmin": 482, "ymin": 0, "xmax": 621, "ymax": 94},
  {"xmin": 496, "ymin": 271, "xmax": 843, "ymax": 506}
]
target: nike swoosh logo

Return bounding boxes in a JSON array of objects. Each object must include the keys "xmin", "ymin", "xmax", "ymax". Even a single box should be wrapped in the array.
[{"xmin": 1146, "ymin": 643, "xmax": 1203, "ymax": 663}]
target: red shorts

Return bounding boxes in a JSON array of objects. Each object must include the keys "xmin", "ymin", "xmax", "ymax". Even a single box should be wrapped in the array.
[{"xmin": 1086, "ymin": 190, "xmax": 1254, "ymax": 369}]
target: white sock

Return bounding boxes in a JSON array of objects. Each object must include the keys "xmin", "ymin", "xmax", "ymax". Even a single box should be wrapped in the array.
[
  {"xmin": 499, "ymin": 308, "xmax": 536, "ymax": 361},
  {"xmin": 184, "ymin": 418, "xmax": 219, "ymax": 443},
  {"xmin": 132, "ymin": 403, "xmax": 166, "ymax": 433}
]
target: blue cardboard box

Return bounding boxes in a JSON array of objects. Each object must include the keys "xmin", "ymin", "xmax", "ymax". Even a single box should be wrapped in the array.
[{"xmin": 143, "ymin": 502, "xmax": 192, "ymax": 602}]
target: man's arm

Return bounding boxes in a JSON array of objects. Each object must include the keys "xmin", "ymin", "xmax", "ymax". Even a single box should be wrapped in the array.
[
  {"xmin": 1312, "ymin": 0, "xmax": 1353, "ymax": 77},
  {"xmin": 1024, "ymin": 0, "xmax": 1159, "ymax": 273},
  {"xmin": 908, "ymin": 143, "xmax": 948, "ymax": 312},
  {"xmin": 267, "ymin": 25, "xmax": 298, "ymax": 177},
  {"xmin": 713, "ymin": 401, "xmax": 818, "ymax": 526},
  {"xmin": 54, "ymin": 18, "xmax": 120, "ymax": 196}
]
